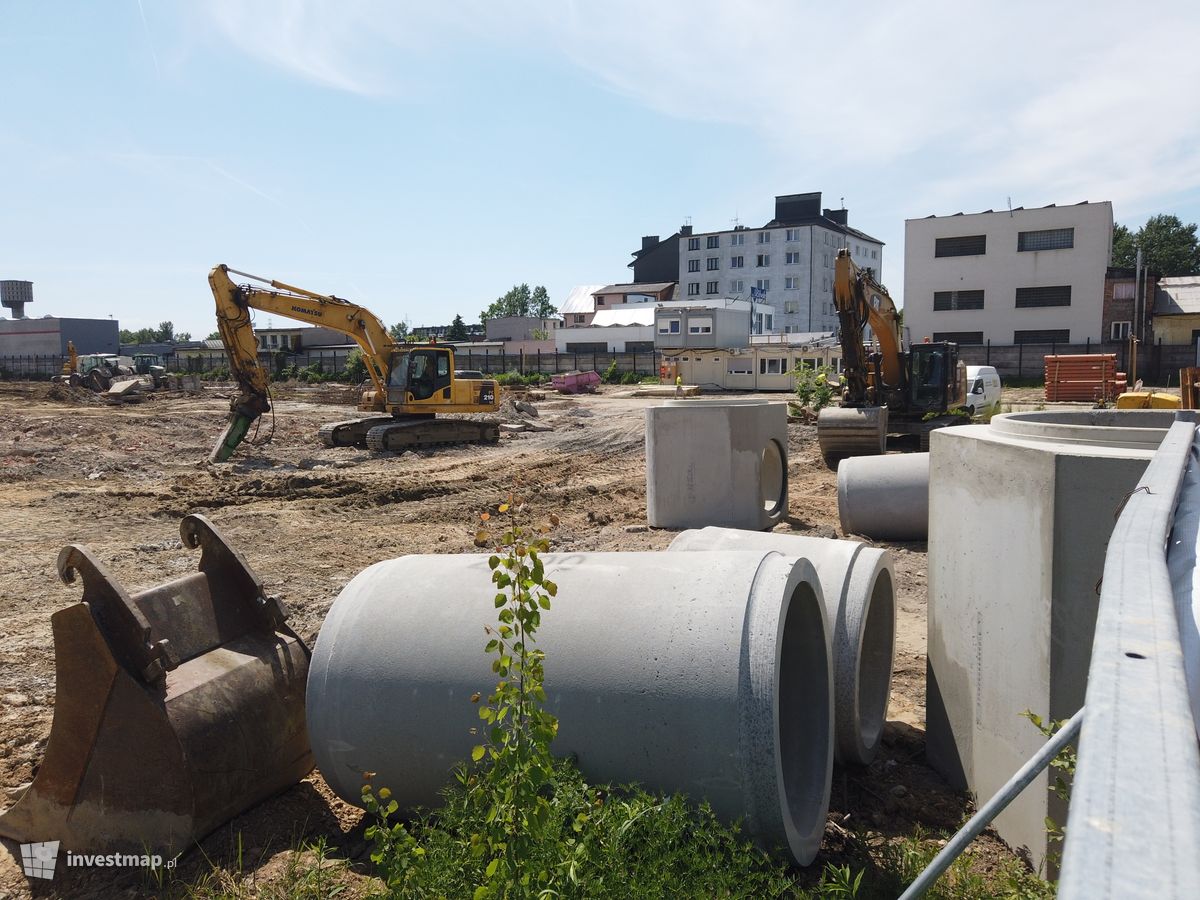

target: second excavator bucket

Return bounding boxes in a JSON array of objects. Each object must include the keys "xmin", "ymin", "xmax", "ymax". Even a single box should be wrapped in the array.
[{"xmin": 0, "ymin": 515, "xmax": 313, "ymax": 855}]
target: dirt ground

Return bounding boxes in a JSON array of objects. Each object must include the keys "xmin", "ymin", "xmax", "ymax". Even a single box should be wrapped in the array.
[{"xmin": 0, "ymin": 381, "xmax": 1014, "ymax": 897}]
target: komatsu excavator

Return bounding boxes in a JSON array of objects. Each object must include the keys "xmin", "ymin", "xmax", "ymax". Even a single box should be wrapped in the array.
[
  {"xmin": 816, "ymin": 249, "xmax": 967, "ymax": 465},
  {"xmin": 208, "ymin": 265, "xmax": 500, "ymax": 463}
]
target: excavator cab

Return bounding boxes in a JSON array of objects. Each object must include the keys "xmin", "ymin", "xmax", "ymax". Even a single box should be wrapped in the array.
[
  {"xmin": 907, "ymin": 342, "xmax": 967, "ymax": 414},
  {"xmin": 387, "ymin": 347, "xmax": 454, "ymax": 405}
]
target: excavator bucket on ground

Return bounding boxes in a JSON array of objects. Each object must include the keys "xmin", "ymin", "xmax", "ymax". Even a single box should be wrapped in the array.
[{"xmin": 0, "ymin": 515, "xmax": 313, "ymax": 855}]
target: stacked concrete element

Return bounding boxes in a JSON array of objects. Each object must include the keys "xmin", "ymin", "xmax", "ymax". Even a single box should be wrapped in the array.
[
  {"xmin": 927, "ymin": 410, "xmax": 1174, "ymax": 873},
  {"xmin": 669, "ymin": 527, "xmax": 895, "ymax": 765},
  {"xmin": 646, "ymin": 399, "xmax": 788, "ymax": 530},
  {"xmin": 307, "ymin": 551, "xmax": 833, "ymax": 865},
  {"xmin": 837, "ymin": 453, "xmax": 929, "ymax": 542}
]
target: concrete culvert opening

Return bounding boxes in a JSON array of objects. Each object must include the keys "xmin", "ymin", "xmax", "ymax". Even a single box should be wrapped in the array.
[
  {"xmin": 761, "ymin": 439, "xmax": 787, "ymax": 516},
  {"xmin": 777, "ymin": 577, "xmax": 833, "ymax": 861},
  {"xmin": 857, "ymin": 566, "xmax": 894, "ymax": 752}
]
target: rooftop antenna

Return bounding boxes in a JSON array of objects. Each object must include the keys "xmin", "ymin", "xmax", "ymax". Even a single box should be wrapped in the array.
[
  {"xmin": 1007, "ymin": 196, "xmax": 1013, "ymax": 217},
  {"xmin": 840, "ymin": 197, "xmax": 845, "ymax": 208},
  {"xmin": 684, "ymin": 215, "xmax": 692, "ymax": 227}
]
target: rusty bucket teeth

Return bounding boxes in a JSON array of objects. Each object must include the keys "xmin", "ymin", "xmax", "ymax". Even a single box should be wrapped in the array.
[{"xmin": 0, "ymin": 514, "xmax": 313, "ymax": 855}]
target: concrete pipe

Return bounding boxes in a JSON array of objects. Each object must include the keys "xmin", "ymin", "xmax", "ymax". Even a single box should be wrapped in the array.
[
  {"xmin": 646, "ymin": 399, "xmax": 789, "ymax": 530},
  {"xmin": 307, "ymin": 550, "xmax": 833, "ymax": 865},
  {"xmin": 668, "ymin": 528, "xmax": 894, "ymax": 765},
  {"xmin": 837, "ymin": 452, "xmax": 929, "ymax": 542}
]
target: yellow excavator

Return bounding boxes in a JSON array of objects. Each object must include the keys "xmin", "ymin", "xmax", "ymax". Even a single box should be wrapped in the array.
[
  {"xmin": 209, "ymin": 265, "xmax": 500, "ymax": 463},
  {"xmin": 817, "ymin": 249, "xmax": 967, "ymax": 464}
]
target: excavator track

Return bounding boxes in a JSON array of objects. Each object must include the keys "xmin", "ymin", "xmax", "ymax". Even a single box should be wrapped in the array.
[
  {"xmin": 318, "ymin": 416, "xmax": 397, "ymax": 448},
  {"xmin": 816, "ymin": 406, "xmax": 888, "ymax": 467},
  {"xmin": 365, "ymin": 418, "xmax": 501, "ymax": 453}
]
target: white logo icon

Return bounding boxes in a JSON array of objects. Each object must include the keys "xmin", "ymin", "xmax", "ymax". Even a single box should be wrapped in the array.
[{"xmin": 20, "ymin": 841, "xmax": 60, "ymax": 880}]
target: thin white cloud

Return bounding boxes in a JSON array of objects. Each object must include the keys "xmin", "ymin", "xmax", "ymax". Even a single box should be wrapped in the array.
[{"xmin": 194, "ymin": 1, "xmax": 1200, "ymax": 223}]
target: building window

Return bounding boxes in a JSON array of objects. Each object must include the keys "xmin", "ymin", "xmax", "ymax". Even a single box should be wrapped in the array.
[
  {"xmin": 687, "ymin": 259, "xmax": 700, "ymax": 273},
  {"xmin": 687, "ymin": 282, "xmax": 700, "ymax": 296},
  {"xmin": 785, "ymin": 251, "xmax": 800, "ymax": 265},
  {"xmin": 784, "ymin": 301, "xmax": 798, "ymax": 314},
  {"xmin": 1111, "ymin": 321, "xmax": 1131, "ymax": 341},
  {"xmin": 871, "ymin": 249, "xmax": 878, "ymax": 259},
  {"xmin": 755, "ymin": 279, "xmax": 770, "ymax": 291},
  {"xmin": 707, "ymin": 235, "xmax": 719, "ymax": 249},
  {"xmin": 933, "ymin": 289, "xmax": 985, "ymax": 311},
  {"xmin": 689, "ymin": 317, "xmax": 713, "ymax": 334},
  {"xmin": 824, "ymin": 253, "xmax": 831, "ymax": 268},
  {"xmin": 658, "ymin": 318, "xmax": 681, "ymax": 335},
  {"xmin": 786, "ymin": 228, "xmax": 801, "ymax": 241},
  {"xmin": 688, "ymin": 237, "xmax": 700, "ymax": 251},
  {"xmin": 1015, "ymin": 285, "xmax": 1072, "ymax": 308},
  {"xmin": 1112, "ymin": 282, "xmax": 1135, "ymax": 300},
  {"xmin": 706, "ymin": 280, "xmax": 719, "ymax": 294},
  {"xmin": 596, "ymin": 297, "xmax": 606, "ymax": 305},
  {"xmin": 766, "ymin": 314, "xmax": 773, "ymax": 331},
  {"xmin": 785, "ymin": 276, "xmax": 800, "ymax": 290},
  {"xmin": 730, "ymin": 255, "xmax": 744, "ymax": 268},
  {"xmin": 932, "ymin": 331, "xmax": 985, "ymax": 345},
  {"xmin": 706, "ymin": 257, "xmax": 720, "ymax": 271},
  {"xmin": 823, "ymin": 276, "xmax": 830, "ymax": 292},
  {"xmin": 729, "ymin": 279, "xmax": 744, "ymax": 293},
  {"xmin": 759, "ymin": 357, "xmax": 785, "ymax": 375},
  {"xmin": 269, "ymin": 334, "xmax": 279, "ymax": 347},
  {"xmin": 757, "ymin": 253, "xmax": 770, "ymax": 267},
  {"xmin": 757, "ymin": 232, "xmax": 771, "ymax": 244},
  {"xmin": 731, "ymin": 232, "xmax": 745, "ymax": 246},
  {"xmin": 1018, "ymin": 228, "xmax": 1074, "ymax": 252},
  {"xmin": 934, "ymin": 234, "xmax": 987, "ymax": 257},
  {"xmin": 1015, "ymin": 329, "xmax": 1070, "ymax": 343},
  {"xmin": 572, "ymin": 314, "xmax": 585, "ymax": 324}
]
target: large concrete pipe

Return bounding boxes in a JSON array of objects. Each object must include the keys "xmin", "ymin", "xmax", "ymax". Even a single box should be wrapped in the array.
[
  {"xmin": 837, "ymin": 452, "xmax": 929, "ymax": 541},
  {"xmin": 307, "ymin": 551, "xmax": 833, "ymax": 865},
  {"xmin": 668, "ymin": 528, "xmax": 894, "ymax": 765},
  {"xmin": 646, "ymin": 399, "xmax": 788, "ymax": 530}
]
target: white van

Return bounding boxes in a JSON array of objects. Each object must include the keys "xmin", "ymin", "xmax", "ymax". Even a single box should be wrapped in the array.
[{"xmin": 965, "ymin": 365, "xmax": 1002, "ymax": 418}]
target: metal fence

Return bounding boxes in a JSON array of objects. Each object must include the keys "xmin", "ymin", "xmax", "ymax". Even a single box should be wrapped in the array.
[
  {"xmin": 1058, "ymin": 413, "xmax": 1200, "ymax": 897},
  {"xmin": 0, "ymin": 349, "xmax": 666, "ymax": 381},
  {"xmin": 960, "ymin": 339, "xmax": 1195, "ymax": 384}
]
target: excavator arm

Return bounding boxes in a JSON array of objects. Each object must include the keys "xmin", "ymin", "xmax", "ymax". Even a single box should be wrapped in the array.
[
  {"xmin": 208, "ymin": 264, "xmax": 395, "ymax": 463},
  {"xmin": 832, "ymin": 249, "xmax": 903, "ymax": 405}
]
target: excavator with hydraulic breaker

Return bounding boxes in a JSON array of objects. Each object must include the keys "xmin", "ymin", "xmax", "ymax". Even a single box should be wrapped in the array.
[
  {"xmin": 208, "ymin": 265, "xmax": 500, "ymax": 463},
  {"xmin": 817, "ymin": 249, "xmax": 967, "ymax": 465}
]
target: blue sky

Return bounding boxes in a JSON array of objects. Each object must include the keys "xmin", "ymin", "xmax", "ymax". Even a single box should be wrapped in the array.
[{"xmin": 3, "ymin": 0, "xmax": 1199, "ymax": 339}]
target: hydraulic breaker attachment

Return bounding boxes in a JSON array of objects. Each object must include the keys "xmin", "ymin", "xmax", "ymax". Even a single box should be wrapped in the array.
[{"xmin": 0, "ymin": 515, "xmax": 313, "ymax": 855}]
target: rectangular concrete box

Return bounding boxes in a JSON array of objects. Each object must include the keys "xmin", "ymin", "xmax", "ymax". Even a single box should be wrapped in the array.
[
  {"xmin": 927, "ymin": 415, "xmax": 1161, "ymax": 872},
  {"xmin": 645, "ymin": 399, "xmax": 788, "ymax": 531}
]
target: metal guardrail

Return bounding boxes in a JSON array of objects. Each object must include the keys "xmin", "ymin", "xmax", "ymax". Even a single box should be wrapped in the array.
[{"xmin": 1059, "ymin": 412, "xmax": 1200, "ymax": 897}]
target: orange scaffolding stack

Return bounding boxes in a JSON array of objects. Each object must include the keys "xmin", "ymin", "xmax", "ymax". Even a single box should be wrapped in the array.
[{"xmin": 1044, "ymin": 354, "xmax": 1127, "ymax": 403}]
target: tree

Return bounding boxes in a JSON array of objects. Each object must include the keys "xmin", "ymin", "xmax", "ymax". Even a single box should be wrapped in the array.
[
  {"xmin": 446, "ymin": 314, "xmax": 469, "ymax": 341},
  {"xmin": 388, "ymin": 321, "xmax": 410, "ymax": 342},
  {"xmin": 1112, "ymin": 214, "xmax": 1200, "ymax": 275},
  {"xmin": 157, "ymin": 321, "xmax": 174, "ymax": 342},
  {"xmin": 206, "ymin": 331, "xmax": 221, "ymax": 341},
  {"xmin": 481, "ymin": 283, "xmax": 540, "ymax": 323},
  {"xmin": 530, "ymin": 285, "xmax": 555, "ymax": 318}
]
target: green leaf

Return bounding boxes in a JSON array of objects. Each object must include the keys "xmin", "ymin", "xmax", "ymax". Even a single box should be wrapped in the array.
[
  {"xmin": 486, "ymin": 858, "xmax": 500, "ymax": 877},
  {"xmin": 472, "ymin": 744, "xmax": 486, "ymax": 762},
  {"xmin": 488, "ymin": 555, "xmax": 500, "ymax": 570}
]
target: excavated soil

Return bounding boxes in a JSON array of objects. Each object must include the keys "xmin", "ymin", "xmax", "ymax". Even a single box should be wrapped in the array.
[{"xmin": 0, "ymin": 381, "xmax": 1014, "ymax": 897}]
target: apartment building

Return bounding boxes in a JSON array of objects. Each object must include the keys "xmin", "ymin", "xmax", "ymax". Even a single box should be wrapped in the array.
[
  {"xmin": 675, "ymin": 192, "xmax": 884, "ymax": 334},
  {"xmin": 904, "ymin": 201, "xmax": 1114, "ymax": 346}
]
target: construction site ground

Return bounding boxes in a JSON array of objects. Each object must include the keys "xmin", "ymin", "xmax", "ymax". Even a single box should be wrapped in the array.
[{"xmin": 0, "ymin": 381, "xmax": 1029, "ymax": 897}]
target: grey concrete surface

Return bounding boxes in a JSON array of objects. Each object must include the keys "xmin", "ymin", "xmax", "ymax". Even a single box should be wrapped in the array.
[
  {"xmin": 927, "ymin": 412, "xmax": 1162, "ymax": 873},
  {"xmin": 645, "ymin": 399, "xmax": 788, "ymax": 530},
  {"xmin": 668, "ymin": 527, "xmax": 894, "ymax": 765},
  {"xmin": 307, "ymin": 550, "xmax": 834, "ymax": 865},
  {"xmin": 837, "ymin": 452, "xmax": 929, "ymax": 542}
]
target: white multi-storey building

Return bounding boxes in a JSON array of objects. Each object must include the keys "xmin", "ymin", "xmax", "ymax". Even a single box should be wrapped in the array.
[
  {"xmin": 677, "ymin": 192, "xmax": 884, "ymax": 334},
  {"xmin": 904, "ymin": 201, "xmax": 1114, "ymax": 346}
]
